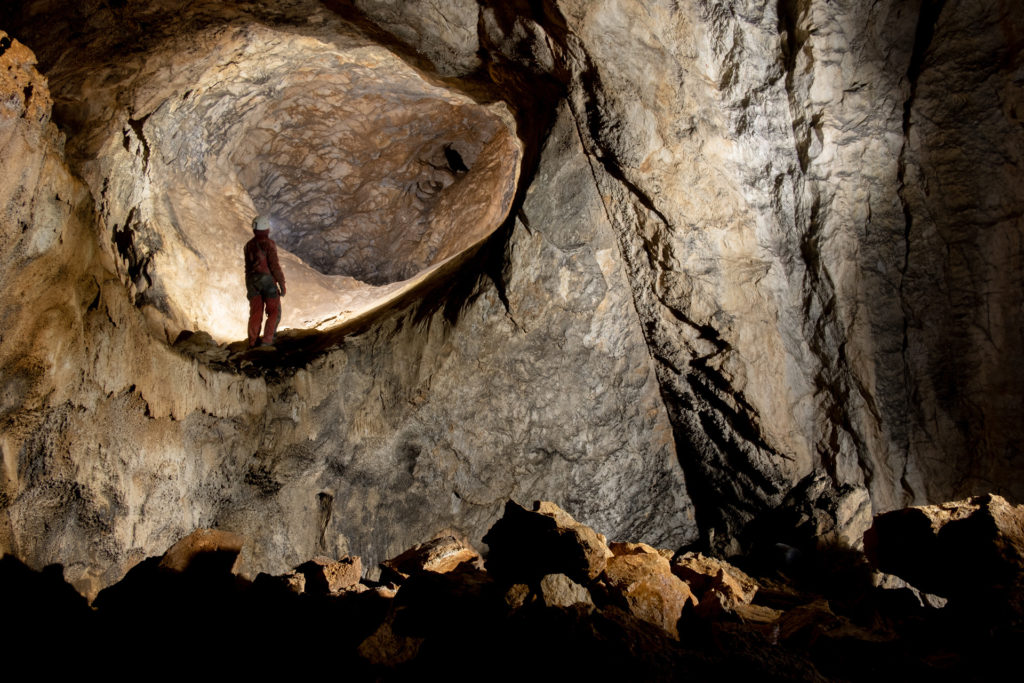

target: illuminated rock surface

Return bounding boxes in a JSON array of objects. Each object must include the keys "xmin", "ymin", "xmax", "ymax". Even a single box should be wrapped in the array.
[{"xmin": 0, "ymin": 0, "xmax": 1022, "ymax": 612}]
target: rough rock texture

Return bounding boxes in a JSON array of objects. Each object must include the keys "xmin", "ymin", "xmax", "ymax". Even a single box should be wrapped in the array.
[
  {"xmin": 538, "ymin": 572, "xmax": 594, "ymax": 608},
  {"xmin": 296, "ymin": 555, "xmax": 363, "ymax": 593},
  {"xmin": 380, "ymin": 534, "xmax": 479, "ymax": 582},
  {"xmin": 864, "ymin": 493, "xmax": 1024, "ymax": 619},
  {"xmin": 158, "ymin": 528, "xmax": 244, "ymax": 574},
  {"xmin": 671, "ymin": 551, "xmax": 759, "ymax": 608},
  {"xmin": 10, "ymin": 500, "xmax": 1021, "ymax": 680},
  {"xmin": 1, "ymin": 0, "xmax": 1023, "ymax": 599},
  {"xmin": 22, "ymin": 10, "xmax": 520, "ymax": 341},
  {"xmin": 0, "ymin": 4, "xmax": 692, "ymax": 599},
  {"xmin": 599, "ymin": 543, "xmax": 698, "ymax": 638},
  {"xmin": 483, "ymin": 500, "xmax": 614, "ymax": 585}
]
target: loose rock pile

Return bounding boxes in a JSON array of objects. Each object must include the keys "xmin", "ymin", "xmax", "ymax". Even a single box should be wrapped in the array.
[{"xmin": 2, "ymin": 497, "xmax": 1021, "ymax": 679}]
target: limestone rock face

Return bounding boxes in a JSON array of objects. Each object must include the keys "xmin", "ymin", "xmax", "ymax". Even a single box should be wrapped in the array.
[
  {"xmin": 0, "ymin": 5, "xmax": 692, "ymax": 599},
  {"xmin": 31, "ymin": 12, "xmax": 520, "ymax": 342},
  {"xmin": 1, "ymin": 0, "xmax": 1022, "ymax": 599}
]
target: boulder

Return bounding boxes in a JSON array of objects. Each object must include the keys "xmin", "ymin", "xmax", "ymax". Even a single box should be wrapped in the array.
[
  {"xmin": 158, "ymin": 529, "xmax": 244, "ymax": 575},
  {"xmin": 380, "ymin": 535, "xmax": 480, "ymax": 583},
  {"xmin": 608, "ymin": 541, "xmax": 675, "ymax": 562},
  {"xmin": 358, "ymin": 619, "xmax": 424, "ymax": 668},
  {"xmin": 295, "ymin": 555, "xmax": 363, "ymax": 594},
  {"xmin": 671, "ymin": 552, "xmax": 759, "ymax": 608},
  {"xmin": 252, "ymin": 570, "xmax": 306, "ymax": 595},
  {"xmin": 864, "ymin": 494, "xmax": 1024, "ymax": 618},
  {"xmin": 483, "ymin": 500, "xmax": 612, "ymax": 585},
  {"xmin": 599, "ymin": 545, "xmax": 697, "ymax": 639},
  {"xmin": 538, "ymin": 573, "xmax": 594, "ymax": 608},
  {"xmin": 504, "ymin": 583, "xmax": 532, "ymax": 610}
]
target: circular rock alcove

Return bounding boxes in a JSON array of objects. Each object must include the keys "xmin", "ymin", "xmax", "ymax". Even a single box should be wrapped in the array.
[{"xmin": 106, "ymin": 24, "xmax": 521, "ymax": 343}]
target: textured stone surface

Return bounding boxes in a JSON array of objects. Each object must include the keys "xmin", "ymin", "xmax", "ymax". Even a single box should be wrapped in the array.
[
  {"xmin": 158, "ymin": 528, "xmax": 244, "ymax": 574},
  {"xmin": 296, "ymin": 555, "xmax": 363, "ymax": 593},
  {"xmin": 483, "ymin": 500, "xmax": 614, "ymax": 585},
  {"xmin": 380, "ymin": 535, "xmax": 479, "ymax": 582},
  {"xmin": 0, "ymin": 5, "xmax": 691, "ymax": 599},
  {"xmin": 484, "ymin": 0, "xmax": 1024, "ymax": 554},
  {"xmin": 352, "ymin": 0, "xmax": 481, "ymax": 77},
  {"xmin": 864, "ymin": 493, "xmax": 1024, "ymax": 618},
  {"xmin": 538, "ymin": 572, "xmax": 594, "ymax": 608},
  {"xmin": 40, "ymin": 13, "xmax": 519, "ymax": 342},
  {"xmin": 0, "ymin": 0, "xmax": 1022, "ymax": 602},
  {"xmin": 600, "ymin": 544, "xmax": 697, "ymax": 639},
  {"xmin": 671, "ymin": 551, "xmax": 759, "ymax": 608}
]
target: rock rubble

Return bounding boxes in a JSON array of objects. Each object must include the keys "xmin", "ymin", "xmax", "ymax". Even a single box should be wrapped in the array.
[{"xmin": 3, "ymin": 497, "xmax": 1021, "ymax": 679}]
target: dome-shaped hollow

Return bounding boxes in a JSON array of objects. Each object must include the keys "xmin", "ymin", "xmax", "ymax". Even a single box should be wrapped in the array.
[{"xmin": 99, "ymin": 25, "xmax": 521, "ymax": 343}]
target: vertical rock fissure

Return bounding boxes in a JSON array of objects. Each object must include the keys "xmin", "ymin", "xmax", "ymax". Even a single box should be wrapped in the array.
[
  {"xmin": 895, "ymin": 0, "xmax": 946, "ymax": 498},
  {"xmin": 561, "ymin": 47, "xmax": 786, "ymax": 552}
]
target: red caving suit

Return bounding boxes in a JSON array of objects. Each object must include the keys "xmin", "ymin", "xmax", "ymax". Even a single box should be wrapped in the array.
[{"xmin": 244, "ymin": 228, "xmax": 286, "ymax": 346}]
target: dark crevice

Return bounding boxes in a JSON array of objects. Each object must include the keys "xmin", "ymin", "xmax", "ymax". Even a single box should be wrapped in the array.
[
  {"xmin": 316, "ymin": 492, "xmax": 334, "ymax": 553},
  {"xmin": 126, "ymin": 113, "xmax": 151, "ymax": 168},
  {"xmin": 573, "ymin": 62, "xmax": 672, "ymax": 228},
  {"xmin": 896, "ymin": 0, "xmax": 947, "ymax": 484}
]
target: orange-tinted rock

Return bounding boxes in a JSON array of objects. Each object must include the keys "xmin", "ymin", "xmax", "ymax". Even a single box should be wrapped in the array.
[
  {"xmin": 671, "ymin": 551, "xmax": 759, "ymax": 608},
  {"xmin": 358, "ymin": 620, "xmax": 424, "ymax": 667},
  {"xmin": 600, "ymin": 550, "xmax": 697, "ymax": 639},
  {"xmin": 0, "ymin": 31, "xmax": 51, "ymax": 124},
  {"xmin": 504, "ymin": 583, "xmax": 531, "ymax": 609},
  {"xmin": 158, "ymin": 528, "xmax": 244, "ymax": 574},
  {"xmin": 295, "ymin": 555, "xmax": 362, "ymax": 594},
  {"xmin": 609, "ymin": 541, "xmax": 667, "ymax": 557},
  {"xmin": 483, "ymin": 500, "xmax": 612, "ymax": 585},
  {"xmin": 380, "ymin": 535, "xmax": 479, "ymax": 582}
]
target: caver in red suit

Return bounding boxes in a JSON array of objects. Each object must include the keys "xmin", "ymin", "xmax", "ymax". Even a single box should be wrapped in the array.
[{"xmin": 244, "ymin": 215, "xmax": 286, "ymax": 347}]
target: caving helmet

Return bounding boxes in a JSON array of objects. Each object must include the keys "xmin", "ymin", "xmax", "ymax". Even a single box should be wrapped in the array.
[{"xmin": 252, "ymin": 214, "xmax": 273, "ymax": 233}]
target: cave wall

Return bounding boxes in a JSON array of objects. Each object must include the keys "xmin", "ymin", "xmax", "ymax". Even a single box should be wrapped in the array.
[{"xmin": 1, "ymin": 0, "xmax": 1022, "ymax": 597}]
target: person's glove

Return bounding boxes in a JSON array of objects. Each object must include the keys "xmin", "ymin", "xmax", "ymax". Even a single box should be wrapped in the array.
[{"xmin": 279, "ymin": 283, "xmax": 287, "ymax": 296}]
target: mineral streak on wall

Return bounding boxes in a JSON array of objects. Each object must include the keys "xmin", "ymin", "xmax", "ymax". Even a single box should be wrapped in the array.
[{"xmin": 0, "ymin": 0, "xmax": 1021, "ymax": 598}]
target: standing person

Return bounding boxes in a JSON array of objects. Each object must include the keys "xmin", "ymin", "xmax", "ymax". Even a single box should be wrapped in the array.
[{"xmin": 244, "ymin": 214, "xmax": 286, "ymax": 347}]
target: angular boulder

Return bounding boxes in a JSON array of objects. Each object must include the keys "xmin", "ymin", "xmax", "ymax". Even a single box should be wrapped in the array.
[
  {"xmin": 295, "ymin": 555, "xmax": 363, "ymax": 594},
  {"xmin": 671, "ymin": 551, "xmax": 759, "ymax": 608},
  {"xmin": 599, "ymin": 544, "xmax": 697, "ymax": 639},
  {"xmin": 380, "ymin": 535, "xmax": 480, "ymax": 583},
  {"xmin": 538, "ymin": 573, "xmax": 594, "ymax": 608},
  {"xmin": 483, "ymin": 500, "xmax": 612, "ymax": 585},
  {"xmin": 158, "ymin": 528, "xmax": 244, "ymax": 575},
  {"xmin": 864, "ymin": 494, "xmax": 1024, "ymax": 618}
]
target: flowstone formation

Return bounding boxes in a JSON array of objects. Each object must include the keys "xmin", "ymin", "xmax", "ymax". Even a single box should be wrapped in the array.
[{"xmin": 1, "ymin": 0, "xmax": 1023, "ymax": 605}]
